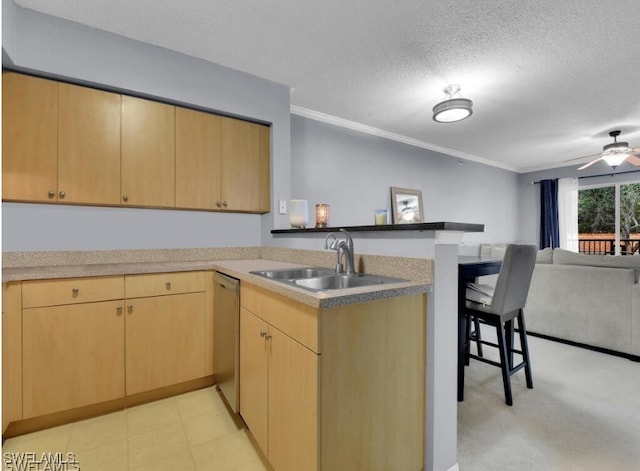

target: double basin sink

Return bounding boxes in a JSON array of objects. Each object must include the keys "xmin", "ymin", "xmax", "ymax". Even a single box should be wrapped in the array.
[{"xmin": 250, "ymin": 266, "xmax": 407, "ymax": 292}]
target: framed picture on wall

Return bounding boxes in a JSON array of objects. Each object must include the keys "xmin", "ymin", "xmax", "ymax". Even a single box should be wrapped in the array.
[{"xmin": 390, "ymin": 187, "xmax": 424, "ymax": 224}]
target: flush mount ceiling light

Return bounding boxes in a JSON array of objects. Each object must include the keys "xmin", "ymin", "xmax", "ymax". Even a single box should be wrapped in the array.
[{"xmin": 432, "ymin": 84, "xmax": 473, "ymax": 123}]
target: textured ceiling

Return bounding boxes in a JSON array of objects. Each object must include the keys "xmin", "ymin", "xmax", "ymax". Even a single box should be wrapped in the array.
[{"xmin": 15, "ymin": 0, "xmax": 640, "ymax": 173}]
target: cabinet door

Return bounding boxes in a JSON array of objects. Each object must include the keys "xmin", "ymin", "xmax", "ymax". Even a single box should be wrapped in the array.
[
  {"xmin": 58, "ymin": 83, "xmax": 121, "ymax": 205},
  {"xmin": 121, "ymin": 96, "xmax": 175, "ymax": 207},
  {"xmin": 258, "ymin": 124, "xmax": 271, "ymax": 213},
  {"xmin": 2, "ymin": 282, "xmax": 22, "ymax": 431},
  {"xmin": 125, "ymin": 292, "xmax": 205, "ymax": 395},
  {"xmin": 175, "ymin": 107, "xmax": 222, "ymax": 210},
  {"xmin": 2, "ymin": 72, "xmax": 58, "ymax": 202},
  {"xmin": 239, "ymin": 308, "xmax": 269, "ymax": 453},
  {"xmin": 22, "ymin": 300, "xmax": 125, "ymax": 418},
  {"xmin": 268, "ymin": 327, "xmax": 318, "ymax": 471},
  {"xmin": 221, "ymin": 118, "xmax": 266, "ymax": 212}
]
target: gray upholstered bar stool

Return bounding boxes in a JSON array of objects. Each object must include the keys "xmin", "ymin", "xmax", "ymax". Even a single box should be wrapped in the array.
[{"xmin": 463, "ymin": 244, "xmax": 537, "ymax": 406}]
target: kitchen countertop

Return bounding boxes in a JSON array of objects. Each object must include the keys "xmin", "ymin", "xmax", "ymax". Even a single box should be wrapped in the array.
[
  {"xmin": 4, "ymin": 258, "xmax": 429, "ymax": 310},
  {"xmin": 212, "ymin": 259, "xmax": 429, "ymax": 309}
]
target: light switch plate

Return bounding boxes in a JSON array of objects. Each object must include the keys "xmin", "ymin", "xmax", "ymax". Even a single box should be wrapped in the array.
[{"xmin": 278, "ymin": 200, "xmax": 287, "ymax": 214}]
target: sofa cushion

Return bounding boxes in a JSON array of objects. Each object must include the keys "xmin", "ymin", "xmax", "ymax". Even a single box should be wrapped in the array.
[
  {"xmin": 553, "ymin": 248, "xmax": 640, "ymax": 282},
  {"xmin": 480, "ymin": 243, "xmax": 506, "ymax": 259},
  {"xmin": 536, "ymin": 247, "xmax": 553, "ymax": 264},
  {"xmin": 526, "ymin": 264, "xmax": 634, "ymax": 353}
]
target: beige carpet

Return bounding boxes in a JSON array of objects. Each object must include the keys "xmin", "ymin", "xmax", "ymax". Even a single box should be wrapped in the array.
[{"xmin": 457, "ymin": 333, "xmax": 640, "ymax": 471}]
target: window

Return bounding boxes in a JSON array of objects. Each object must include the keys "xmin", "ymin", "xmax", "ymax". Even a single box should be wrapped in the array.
[{"xmin": 578, "ymin": 182, "xmax": 640, "ymax": 255}]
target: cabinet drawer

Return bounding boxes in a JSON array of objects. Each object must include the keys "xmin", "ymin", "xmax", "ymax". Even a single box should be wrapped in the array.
[
  {"xmin": 241, "ymin": 283, "xmax": 319, "ymax": 353},
  {"xmin": 22, "ymin": 276, "xmax": 124, "ymax": 308},
  {"xmin": 125, "ymin": 271, "xmax": 205, "ymax": 298}
]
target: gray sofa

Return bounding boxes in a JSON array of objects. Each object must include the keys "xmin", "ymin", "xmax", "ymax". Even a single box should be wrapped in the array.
[{"xmin": 480, "ymin": 245, "xmax": 640, "ymax": 360}]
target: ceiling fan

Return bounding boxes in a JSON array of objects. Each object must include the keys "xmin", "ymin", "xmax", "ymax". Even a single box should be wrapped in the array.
[{"xmin": 572, "ymin": 130, "xmax": 640, "ymax": 170}]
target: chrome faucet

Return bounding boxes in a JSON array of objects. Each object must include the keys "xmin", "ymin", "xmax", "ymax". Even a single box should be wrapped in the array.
[{"xmin": 324, "ymin": 229, "xmax": 356, "ymax": 275}]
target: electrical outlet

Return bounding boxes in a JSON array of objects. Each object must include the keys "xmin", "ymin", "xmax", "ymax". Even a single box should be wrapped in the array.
[{"xmin": 279, "ymin": 200, "xmax": 287, "ymax": 214}]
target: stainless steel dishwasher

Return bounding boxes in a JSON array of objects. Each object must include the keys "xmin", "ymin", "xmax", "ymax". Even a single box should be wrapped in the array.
[{"xmin": 213, "ymin": 272, "xmax": 240, "ymax": 412}]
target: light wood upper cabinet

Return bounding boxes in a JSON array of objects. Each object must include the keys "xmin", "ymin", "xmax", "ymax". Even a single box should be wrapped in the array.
[
  {"xmin": 22, "ymin": 300, "xmax": 125, "ymax": 419},
  {"xmin": 2, "ymin": 72, "xmax": 58, "ymax": 202},
  {"xmin": 121, "ymin": 96, "xmax": 175, "ymax": 207},
  {"xmin": 221, "ymin": 117, "xmax": 271, "ymax": 213},
  {"xmin": 3, "ymin": 73, "xmax": 271, "ymax": 213},
  {"xmin": 175, "ymin": 107, "xmax": 222, "ymax": 210},
  {"xmin": 259, "ymin": 125, "xmax": 271, "ymax": 213},
  {"xmin": 58, "ymin": 83, "xmax": 121, "ymax": 205}
]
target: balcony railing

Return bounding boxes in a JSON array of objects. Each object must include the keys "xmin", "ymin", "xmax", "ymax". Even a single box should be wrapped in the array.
[{"xmin": 579, "ymin": 238, "xmax": 640, "ymax": 255}]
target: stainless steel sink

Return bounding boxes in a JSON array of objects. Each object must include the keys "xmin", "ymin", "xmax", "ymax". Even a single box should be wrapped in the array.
[
  {"xmin": 291, "ymin": 273, "xmax": 405, "ymax": 291},
  {"xmin": 250, "ymin": 267, "xmax": 407, "ymax": 292},
  {"xmin": 250, "ymin": 267, "xmax": 336, "ymax": 280}
]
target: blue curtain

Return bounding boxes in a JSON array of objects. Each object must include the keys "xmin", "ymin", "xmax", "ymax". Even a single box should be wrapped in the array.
[{"xmin": 540, "ymin": 179, "xmax": 560, "ymax": 249}]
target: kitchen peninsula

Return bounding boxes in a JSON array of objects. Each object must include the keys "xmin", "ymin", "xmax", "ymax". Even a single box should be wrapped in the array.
[{"xmin": 3, "ymin": 246, "xmax": 430, "ymax": 471}]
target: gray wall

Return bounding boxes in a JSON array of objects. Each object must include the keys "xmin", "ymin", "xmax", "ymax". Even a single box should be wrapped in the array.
[
  {"xmin": 2, "ymin": 0, "xmax": 291, "ymax": 252},
  {"xmin": 267, "ymin": 115, "xmax": 524, "ymax": 256}
]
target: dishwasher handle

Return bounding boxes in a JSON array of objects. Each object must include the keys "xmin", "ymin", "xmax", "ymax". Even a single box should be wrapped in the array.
[{"xmin": 214, "ymin": 273, "xmax": 240, "ymax": 293}]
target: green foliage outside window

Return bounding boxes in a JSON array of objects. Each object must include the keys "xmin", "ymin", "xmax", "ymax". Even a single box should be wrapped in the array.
[{"xmin": 578, "ymin": 183, "xmax": 640, "ymax": 238}]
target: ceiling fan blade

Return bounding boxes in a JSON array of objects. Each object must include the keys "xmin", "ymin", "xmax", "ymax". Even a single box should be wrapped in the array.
[
  {"xmin": 577, "ymin": 157, "xmax": 603, "ymax": 170},
  {"xmin": 564, "ymin": 153, "xmax": 601, "ymax": 163},
  {"xmin": 626, "ymin": 155, "xmax": 640, "ymax": 166}
]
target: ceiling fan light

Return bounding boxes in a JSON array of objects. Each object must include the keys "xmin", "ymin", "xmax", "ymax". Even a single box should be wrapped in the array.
[
  {"xmin": 432, "ymin": 98, "xmax": 473, "ymax": 123},
  {"xmin": 602, "ymin": 153, "xmax": 629, "ymax": 167}
]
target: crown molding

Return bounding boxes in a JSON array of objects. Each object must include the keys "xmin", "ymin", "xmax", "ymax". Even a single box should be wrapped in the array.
[{"xmin": 290, "ymin": 105, "xmax": 519, "ymax": 173}]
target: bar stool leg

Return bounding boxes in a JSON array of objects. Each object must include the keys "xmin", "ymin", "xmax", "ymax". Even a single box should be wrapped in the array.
[
  {"xmin": 496, "ymin": 321, "xmax": 513, "ymax": 406},
  {"xmin": 518, "ymin": 310, "xmax": 534, "ymax": 389},
  {"xmin": 472, "ymin": 317, "xmax": 484, "ymax": 357}
]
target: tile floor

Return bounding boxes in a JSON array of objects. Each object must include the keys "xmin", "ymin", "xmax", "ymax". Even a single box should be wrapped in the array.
[{"xmin": 2, "ymin": 387, "xmax": 270, "ymax": 471}]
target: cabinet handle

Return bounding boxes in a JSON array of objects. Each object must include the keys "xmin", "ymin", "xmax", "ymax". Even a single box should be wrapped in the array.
[
  {"xmin": 127, "ymin": 304, "xmax": 133, "ymax": 314},
  {"xmin": 122, "ymin": 194, "xmax": 128, "ymax": 202},
  {"xmin": 116, "ymin": 306, "xmax": 123, "ymax": 315},
  {"xmin": 260, "ymin": 330, "xmax": 267, "ymax": 338},
  {"xmin": 165, "ymin": 282, "xmax": 171, "ymax": 290},
  {"xmin": 222, "ymin": 201, "xmax": 228, "ymax": 208},
  {"xmin": 216, "ymin": 201, "xmax": 222, "ymax": 208},
  {"xmin": 264, "ymin": 333, "xmax": 272, "ymax": 340},
  {"xmin": 48, "ymin": 191, "xmax": 55, "ymax": 199},
  {"xmin": 59, "ymin": 191, "xmax": 66, "ymax": 199},
  {"xmin": 72, "ymin": 288, "xmax": 79, "ymax": 297}
]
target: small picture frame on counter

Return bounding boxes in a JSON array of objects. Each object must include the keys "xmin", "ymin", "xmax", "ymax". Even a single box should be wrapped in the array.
[{"xmin": 390, "ymin": 187, "xmax": 424, "ymax": 224}]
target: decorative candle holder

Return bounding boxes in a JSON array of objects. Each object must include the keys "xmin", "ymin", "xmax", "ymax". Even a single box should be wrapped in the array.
[
  {"xmin": 289, "ymin": 200, "xmax": 309, "ymax": 228},
  {"xmin": 315, "ymin": 204, "xmax": 329, "ymax": 228}
]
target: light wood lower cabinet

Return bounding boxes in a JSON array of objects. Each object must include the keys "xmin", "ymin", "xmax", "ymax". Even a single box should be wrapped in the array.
[
  {"xmin": 125, "ymin": 292, "xmax": 206, "ymax": 395},
  {"xmin": 240, "ymin": 307, "xmax": 318, "ymax": 471},
  {"xmin": 239, "ymin": 308, "xmax": 269, "ymax": 452},
  {"xmin": 22, "ymin": 300, "xmax": 126, "ymax": 419},
  {"xmin": 6, "ymin": 271, "xmax": 211, "ymax": 432},
  {"xmin": 3, "ymin": 282, "xmax": 23, "ymax": 432},
  {"xmin": 240, "ymin": 282, "xmax": 425, "ymax": 471}
]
